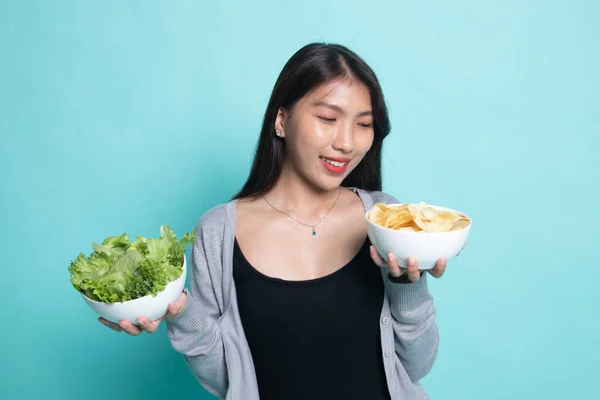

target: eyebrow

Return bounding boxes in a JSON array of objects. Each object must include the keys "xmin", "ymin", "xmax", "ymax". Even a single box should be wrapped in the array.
[{"xmin": 312, "ymin": 101, "xmax": 373, "ymax": 117}]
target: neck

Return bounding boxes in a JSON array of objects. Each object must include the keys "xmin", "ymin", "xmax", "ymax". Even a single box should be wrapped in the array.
[{"xmin": 265, "ymin": 163, "xmax": 342, "ymax": 220}]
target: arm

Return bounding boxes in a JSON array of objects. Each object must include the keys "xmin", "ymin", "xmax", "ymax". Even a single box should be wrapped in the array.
[
  {"xmin": 383, "ymin": 274, "xmax": 439, "ymax": 383},
  {"xmin": 166, "ymin": 225, "xmax": 228, "ymax": 399},
  {"xmin": 369, "ymin": 190, "xmax": 439, "ymax": 382}
]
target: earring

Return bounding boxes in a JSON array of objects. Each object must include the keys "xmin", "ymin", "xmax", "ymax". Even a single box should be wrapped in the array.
[{"xmin": 275, "ymin": 130, "xmax": 282, "ymax": 137}]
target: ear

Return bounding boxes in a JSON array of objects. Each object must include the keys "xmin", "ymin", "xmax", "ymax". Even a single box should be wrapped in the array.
[{"xmin": 274, "ymin": 107, "xmax": 288, "ymax": 138}]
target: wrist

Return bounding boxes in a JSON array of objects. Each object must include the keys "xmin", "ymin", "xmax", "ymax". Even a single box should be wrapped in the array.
[{"xmin": 387, "ymin": 271, "xmax": 424, "ymax": 284}]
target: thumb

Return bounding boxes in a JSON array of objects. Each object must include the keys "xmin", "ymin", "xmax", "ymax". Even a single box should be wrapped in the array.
[{"xmin": 167, "ymin": 291, "xmax": 187, "ymax": 318}]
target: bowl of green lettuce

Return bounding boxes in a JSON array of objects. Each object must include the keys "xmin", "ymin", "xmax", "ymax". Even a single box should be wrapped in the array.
[{"xmin": 68, "ymin": 225, "xmax": 195, "ymax": 325}]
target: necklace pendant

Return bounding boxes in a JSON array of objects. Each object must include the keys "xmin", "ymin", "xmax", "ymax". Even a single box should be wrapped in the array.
[{"xmin": 312, "ymin": 229, "xmax": 316, "ymax": 236}]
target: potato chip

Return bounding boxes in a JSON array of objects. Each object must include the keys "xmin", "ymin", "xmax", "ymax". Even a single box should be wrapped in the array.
[
  {"xmin": 397, "ymin": 224, "xmax": 421, "ymax": 232},
  {"xmin": 368, "ymin": 201, "xmax": 470, "ymax": 233},
  {"xmin": 450, "ymin": 219, "xmax": 470, "ymax": 231}
]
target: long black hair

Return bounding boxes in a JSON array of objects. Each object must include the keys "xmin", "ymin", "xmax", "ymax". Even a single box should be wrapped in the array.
[{"xmin": 233, "ymin": 43, "xmax": 391, "ymax": 200}]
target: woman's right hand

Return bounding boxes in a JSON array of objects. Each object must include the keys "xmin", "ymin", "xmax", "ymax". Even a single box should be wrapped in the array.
[{"xmin": 97, "ymin": 291, "xmax": 187, "ymax": 336}]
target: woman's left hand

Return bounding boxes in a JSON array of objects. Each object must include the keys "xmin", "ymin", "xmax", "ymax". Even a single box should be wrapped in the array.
[{"xmin": 369, "ymin": 245, "xmax": 465, "ymax": 282}]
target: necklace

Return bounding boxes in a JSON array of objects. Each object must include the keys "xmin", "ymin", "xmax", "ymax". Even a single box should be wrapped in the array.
[{"xmin": 263, "ymin": 187, "xmax": 342, "ymax": 236}]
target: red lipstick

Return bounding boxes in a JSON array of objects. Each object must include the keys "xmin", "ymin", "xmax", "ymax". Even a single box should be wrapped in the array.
[{"xmin": 319, "ymin": 156, "xmax": 351, "ymax": 174}]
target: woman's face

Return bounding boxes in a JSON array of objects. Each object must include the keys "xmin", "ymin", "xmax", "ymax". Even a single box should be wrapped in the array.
[{"xmin": 276, "ymin": 78, "xmax": 375, "ymax": 191}]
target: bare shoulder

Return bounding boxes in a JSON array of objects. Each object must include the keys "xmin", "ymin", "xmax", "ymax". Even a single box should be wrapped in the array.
[
  {"xmin": 235, "ymin": 196, "xmax": 271, "ymax": 235},
  {"xmin": 334, "ymin": 188, "xmax": 369, "ymax": 228},
  {"xmin": 236, "ymin": 196, "xmax": 267, "ymax": 219}
]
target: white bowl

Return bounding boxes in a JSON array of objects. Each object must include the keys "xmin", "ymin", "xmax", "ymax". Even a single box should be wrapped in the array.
[
  {"xmin": 366, "ymin": 204, "xmax": 471, "ymax": 270},
  {"xmin": 81, "ymin": 256, "xmax": 187, "ymax": 325}
]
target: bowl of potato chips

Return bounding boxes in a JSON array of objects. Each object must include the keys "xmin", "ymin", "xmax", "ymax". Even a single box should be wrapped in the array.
[{"xmin": 366, "ymin": 202, "xmax": 471, "ymax": 270}]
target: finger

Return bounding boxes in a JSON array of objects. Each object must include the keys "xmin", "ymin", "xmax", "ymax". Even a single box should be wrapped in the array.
[
  {"xmin": 369, "ymin": 246, "xmax": 387, "ymax": 268},
  {"xmin": 175, "ymin": 292, "xmax": 188, "ymax": 313},
  {"xmin": 428, "ymin": 258, "xmax": 447, "ymax": 278},
  {"xmin": 386, "ymin": 252, "xmax": 404, "ymax": 278},
  {"xmin": 406, "ymin": 257, "xmax": 421, "ymax": 282},
  {"xmin": 166, "ymin": 292, "xmax": 188, "ymax": 319},
  {"xmin": 136, "ymin": 317, "xmax": 159, "ymax": 334},
  {"xmin": 98, "ymin": 317, "xmax": 123, "ymax": 332},
  {"xmin": 155, "ymin": 292, "xmax": 187, "ymax": 325},
  {"xmin": 119, "ymin": 319, "xmax": 142, "ymax": 336}
]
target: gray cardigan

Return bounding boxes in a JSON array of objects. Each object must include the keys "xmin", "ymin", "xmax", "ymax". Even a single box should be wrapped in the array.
[{"xmin": 166, "ymin": 188, "xmax": 438, "ymax": 399}]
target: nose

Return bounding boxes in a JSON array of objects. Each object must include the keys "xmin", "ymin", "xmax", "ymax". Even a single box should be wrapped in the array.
[{"xmin": 332, "ymin": 123, "xmax": 354, "ymax": 154}]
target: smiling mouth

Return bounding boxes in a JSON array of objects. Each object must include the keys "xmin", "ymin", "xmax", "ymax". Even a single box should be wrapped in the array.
[{"xmin": 319, "ymin": 156, "xmax": 349, "ymax": 167}]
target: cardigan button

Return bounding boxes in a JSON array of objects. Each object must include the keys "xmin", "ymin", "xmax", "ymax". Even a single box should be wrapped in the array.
[
  {"xmin": 385, "ymin": 349, "xmax": 393, "ymax": 357},
  {"xmin": 382, "ymin": 316, "xmax": 390, "ymax": 325}
]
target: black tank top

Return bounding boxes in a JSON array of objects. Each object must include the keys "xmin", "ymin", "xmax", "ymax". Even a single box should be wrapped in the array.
[{"xmin": 233, "ymin": 238, "xmax": 391, "ymax": 400}]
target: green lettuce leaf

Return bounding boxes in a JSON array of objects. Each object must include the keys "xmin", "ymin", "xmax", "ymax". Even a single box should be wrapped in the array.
[
  {"xmin": 91, "ymin": 233, "xmax": 131, "ymax": 258},
  {"xmin": 69, "ymin": 224, "xmax": 195, "ymax": 303}
]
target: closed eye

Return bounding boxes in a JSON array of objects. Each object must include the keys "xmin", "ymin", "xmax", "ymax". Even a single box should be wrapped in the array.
[
  {"xmin": 359, "ymin": 123, "xmax": 373, "ymax": 128},
  {"xmin": 318, "ymin": 116, "xmax": 336, "ymax": 123}
]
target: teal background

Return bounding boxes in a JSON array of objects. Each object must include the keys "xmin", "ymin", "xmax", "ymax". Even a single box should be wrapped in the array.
[{"xmin": 1, "ymin": 1, "xmax": 598, "ymax": 399}]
